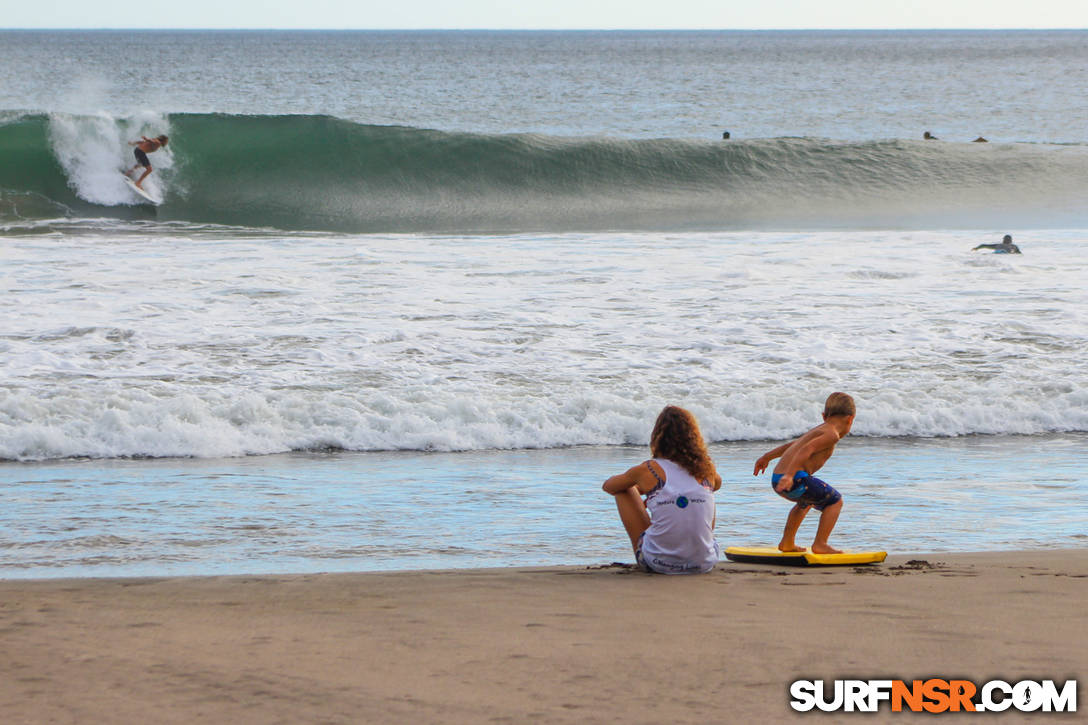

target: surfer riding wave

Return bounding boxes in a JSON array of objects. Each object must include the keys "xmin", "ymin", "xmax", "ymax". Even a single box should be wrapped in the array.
[{"xmin": 125, "ymin": 134, "xmax": 169, "ymax": 189}]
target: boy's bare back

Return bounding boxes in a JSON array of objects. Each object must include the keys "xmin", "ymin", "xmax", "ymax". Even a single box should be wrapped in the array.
[
  {"xmin": 773, "ymin": 422, "xmax": 842, "ymax": 478},
  {"xmin": 753, "ymin": 392, "xmax": 856, "ymax": 493}
]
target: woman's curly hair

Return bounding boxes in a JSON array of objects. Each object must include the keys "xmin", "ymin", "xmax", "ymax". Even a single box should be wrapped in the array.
[{"xmin": 650, "ymin": 405, "xmax": 716, "ymax": 483}]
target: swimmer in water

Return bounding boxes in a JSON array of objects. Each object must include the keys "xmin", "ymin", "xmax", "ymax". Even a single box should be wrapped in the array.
[{"xmin": 973, "ymin": 234, "xmax": 1021, "ymax": 254}]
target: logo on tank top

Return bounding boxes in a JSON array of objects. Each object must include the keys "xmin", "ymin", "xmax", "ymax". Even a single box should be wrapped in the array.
[{"xmin": 676, "ymin": 496, "xmax": 689, "ymax": 508}]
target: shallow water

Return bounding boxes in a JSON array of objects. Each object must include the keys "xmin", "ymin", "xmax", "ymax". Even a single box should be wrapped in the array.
[{"xmin": 1, "ymin": 434, "xmax": 1084, "ymax": 578}]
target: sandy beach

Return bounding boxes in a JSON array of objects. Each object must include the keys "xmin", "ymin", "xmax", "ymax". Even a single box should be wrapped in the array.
[{"xmin": 1, "ymin": 550, "xmax": 1085, "ymax": 724}]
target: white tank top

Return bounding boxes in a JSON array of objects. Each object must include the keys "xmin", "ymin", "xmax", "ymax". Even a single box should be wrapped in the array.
[{"xmin": 640, "ymin": 458, "xmax": 720, "ymax": 574}]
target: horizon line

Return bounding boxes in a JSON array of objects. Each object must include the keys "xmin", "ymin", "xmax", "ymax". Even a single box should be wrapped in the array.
[{"xmin": 2, "ymin": 26, "xmax": 1086, "ymax": 32}]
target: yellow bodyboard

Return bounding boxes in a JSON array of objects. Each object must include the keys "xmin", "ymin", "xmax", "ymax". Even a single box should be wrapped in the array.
[{"xmin": 724, "ymin": 546, "xmax": 887, "ymax": 566}]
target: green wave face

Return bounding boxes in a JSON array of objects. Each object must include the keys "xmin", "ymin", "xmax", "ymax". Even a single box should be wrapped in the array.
[
  {"xmin": 3, "ymin": 112, "xmax": 1088, "ymax": 232},
  {"xmin": 0, "ymin": 115, "xmax": 81, "ymax": 212}
]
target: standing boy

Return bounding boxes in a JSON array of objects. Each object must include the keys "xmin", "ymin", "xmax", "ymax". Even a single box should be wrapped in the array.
[{"xmin": 753, "ymin": 392, "xmax": 855, "ymax": 554}]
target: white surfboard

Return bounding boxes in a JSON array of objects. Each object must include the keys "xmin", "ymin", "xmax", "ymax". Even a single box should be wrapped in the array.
[{"xmin": 121, "ymin": 175, "xmax": 162, "ymax": 205}]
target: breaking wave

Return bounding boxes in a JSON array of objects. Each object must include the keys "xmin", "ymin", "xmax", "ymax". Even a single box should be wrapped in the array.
[{"xmin": 3, "ymin": 111, "xmax": 1088, "ymax": 232}]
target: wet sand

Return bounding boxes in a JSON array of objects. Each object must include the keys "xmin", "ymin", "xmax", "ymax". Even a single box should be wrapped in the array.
[{"xmin": 1, "ymin": 550, "xmax": 1085, "ymax": 723}]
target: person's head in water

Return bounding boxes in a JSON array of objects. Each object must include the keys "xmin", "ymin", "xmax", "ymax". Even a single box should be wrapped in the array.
[
  {"xmin": 722, "ymin": 130, "xmax": 730, "ymax": 140},
  {"xmin": 650, "ymin": 405, "xmax": 715, "ymax": 482},
  {"xmin": 1002, "ymin": 235, "xmax": 1013, "ymax": 244},
  {"xmin": 923, "ymin": 131, "xmax": 938, "ymax": 140},
  {"xmin": 156, "ymin": 135, "xmax": 169, "ymax": 146}
]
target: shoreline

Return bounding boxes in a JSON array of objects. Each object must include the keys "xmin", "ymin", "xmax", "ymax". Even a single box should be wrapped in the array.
[
  {"xmin": 2, "ymin": 550, "xmax": 1085, "ymax": 723},
  {"xmin": 5, "ymin": 434, "xmax": 1088, "ymax": 579},
  {"xmin": 0, "ymin": 544, "xmax": 1085, "ymax": 582}
]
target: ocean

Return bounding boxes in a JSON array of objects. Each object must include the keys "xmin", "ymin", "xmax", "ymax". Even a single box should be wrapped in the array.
[{"xmin": 1, "ymin": 30, "xmax": 1086, "ymax": 577}]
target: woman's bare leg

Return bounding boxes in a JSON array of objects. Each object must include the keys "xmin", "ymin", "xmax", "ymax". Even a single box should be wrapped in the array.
[{"xmin": 614, "ymin": 486, "xmax": 651, "ymax": 551}]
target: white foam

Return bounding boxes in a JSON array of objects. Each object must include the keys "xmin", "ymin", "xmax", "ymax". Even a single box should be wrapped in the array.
[
  {"xmin": 47, "ymin": 112, "xmax": 172, "ymax": 206},
  {"xmin": 1, "ymin": 229, "xmax": 1086, "ymax": 460}
]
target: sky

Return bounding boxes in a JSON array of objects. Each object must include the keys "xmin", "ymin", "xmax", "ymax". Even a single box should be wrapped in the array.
[{"xmin": 3, "ymin": 0, "xmax": 1087, "ymax": 30}]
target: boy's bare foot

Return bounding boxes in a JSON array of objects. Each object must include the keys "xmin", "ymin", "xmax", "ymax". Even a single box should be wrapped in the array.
[
  {"xmin": 811, "ymin": 543, "xmax": 842, "ymax": 554},
  {"xmin": 778, "ymin": 541, "xmax": 807, "ymax": 552}
]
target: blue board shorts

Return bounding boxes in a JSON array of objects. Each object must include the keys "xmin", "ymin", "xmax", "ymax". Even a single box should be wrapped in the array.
[{"xmin": 771, "ymin": 471, "xmax": 841, "ymax": 510}]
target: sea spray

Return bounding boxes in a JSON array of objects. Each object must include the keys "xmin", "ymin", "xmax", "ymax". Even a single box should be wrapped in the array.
[{"xmin": 46, "ymin": 112, "xmax": 173, "ymax": 206}]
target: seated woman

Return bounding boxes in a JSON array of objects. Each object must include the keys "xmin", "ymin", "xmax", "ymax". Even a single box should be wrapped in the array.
[{"xmin": 602, "ymin": 405, "xmax": 722, "ymax": 574}]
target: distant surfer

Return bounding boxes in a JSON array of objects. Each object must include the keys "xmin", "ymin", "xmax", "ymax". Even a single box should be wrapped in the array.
[
  {"xmin": 973, "ymin": 234, "xmax": 1021, "ymax": 254},
  {"xmin": 923, "ymin": 131, "xmax": 938, "ymax": 140},
  {"xmin": 722, "ymin": 130, "xmax": 731, "ymax": 140},
  {"xmin": 124, "ymin": 134, "xmax": 169, "ymax": 189}
]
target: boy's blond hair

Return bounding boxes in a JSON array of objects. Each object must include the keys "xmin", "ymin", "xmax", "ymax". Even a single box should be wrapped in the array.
[{"xmin": 823, "ymin": 392, "xmax": 855, "ymax": 418}]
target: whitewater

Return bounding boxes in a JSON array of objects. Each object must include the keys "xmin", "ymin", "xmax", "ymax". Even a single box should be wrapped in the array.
[
  {"xmin": 1, "ymin": 29, "xmax": 1086, "ymax": 575},
  {"xmin": 3, "ymin": 226, "xmax": 1087, "ymax": 461}
]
